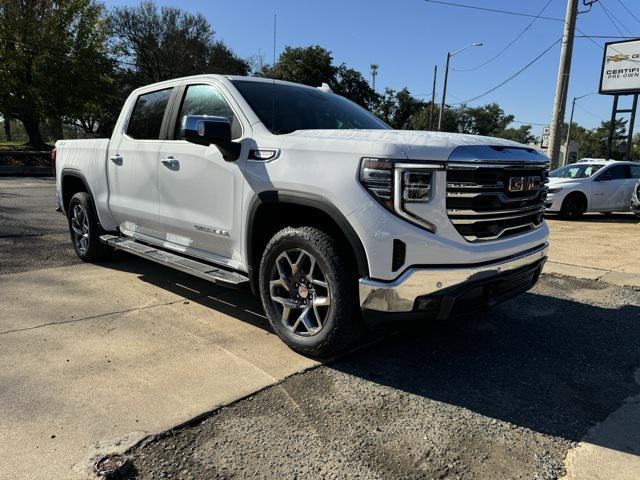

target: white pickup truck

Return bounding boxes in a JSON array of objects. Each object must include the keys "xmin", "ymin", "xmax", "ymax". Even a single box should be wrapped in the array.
[{"xmin": 55, "ymin": 75, "xmax": 549, "ymax": 355}]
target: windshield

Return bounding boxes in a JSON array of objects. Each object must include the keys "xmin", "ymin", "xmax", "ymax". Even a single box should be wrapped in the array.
[
  {"xmin": 550, "ymin": 164, "xmax": 604, "ymax": 179},
  {"xmin": 231, "ymin": 80, "xmax": 389, "ymax": 134}
]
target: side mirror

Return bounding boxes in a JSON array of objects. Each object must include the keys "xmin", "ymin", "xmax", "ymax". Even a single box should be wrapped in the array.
[
  {"xmin": 597, "ymin": 171, "xmax": 612, "ymax": 181},
  {"xmin": 181, "ymin": 115, "xmax": 241, "ymax": 162}
]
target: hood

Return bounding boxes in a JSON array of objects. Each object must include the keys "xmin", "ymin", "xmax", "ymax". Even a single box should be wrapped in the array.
[
  {"xmin": 548, "ymin": 176, "xmax": 587, "ymax": 185},
  {"xmin": 282, "ymin": 129, "xmax": 542, "ymax": 162}
]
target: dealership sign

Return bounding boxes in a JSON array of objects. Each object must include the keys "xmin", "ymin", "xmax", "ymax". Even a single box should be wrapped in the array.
[{"xmin": 600, "ymin": 39, "xmax": 640, "ymax": 95}]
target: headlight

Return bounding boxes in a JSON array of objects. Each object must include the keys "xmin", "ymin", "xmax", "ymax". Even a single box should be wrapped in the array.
[{"xmin": 359, "ymin": 158, "xmax": 438, "ymax": 232}]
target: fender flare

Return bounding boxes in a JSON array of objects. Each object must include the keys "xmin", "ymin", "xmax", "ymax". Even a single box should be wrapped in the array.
[
  {"xmin": 245, "ymin": 190, "xmax": 370, "ymax": 290},
  {"xmin": 60, "ymin": 169, "xmax": 94, "ymax": 215}
]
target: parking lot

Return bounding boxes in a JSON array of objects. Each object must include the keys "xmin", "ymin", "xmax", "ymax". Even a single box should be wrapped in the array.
[{"xmin": 1, "ymin": 177, "xmax": 639, "ymax": 480}]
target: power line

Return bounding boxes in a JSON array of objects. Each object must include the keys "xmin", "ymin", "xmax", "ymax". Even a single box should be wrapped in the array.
[
  {"xmin": 575, "ymin": 102, "xmax": 603, "ymax": 120},
  {"xmin": 452, "ymin": 38, "xmax": 561, "ymax": 105},
  {"xmin": 576, "ymin": 34, "xmax": 637, "ymax": 38},
  {"xmin": 423, "ymin": 0, "xmax": 564, "ymax": 22},
  {"xmin": 616, "ymin": 0, "xmax": 640, "ymax": 25},
  {"xmin": 454, "ymin": 0, "xmax": 553, "ymax": 72},
  {"xmin": 511, "ymin": 120, "xmax": 549, "ymax": 126},
  {"xmin": 599, "ymin": 1, "xmax": 632, "ymax": 37}
]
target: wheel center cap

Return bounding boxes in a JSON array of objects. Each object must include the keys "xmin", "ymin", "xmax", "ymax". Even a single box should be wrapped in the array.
[{"xmin": 298, "ymin": 284, "xmax": 309, "ymax": 299}]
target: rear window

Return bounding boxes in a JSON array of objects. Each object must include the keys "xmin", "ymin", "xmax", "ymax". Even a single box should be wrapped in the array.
[{"xmin": 126, "ymin": 88, "xmax": 173, "ymax": 140}]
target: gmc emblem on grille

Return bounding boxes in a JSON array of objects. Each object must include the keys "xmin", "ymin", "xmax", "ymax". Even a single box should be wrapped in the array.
[{"xmin": 508, "ymin": 176, "xmax": 539, "ymax": 192}]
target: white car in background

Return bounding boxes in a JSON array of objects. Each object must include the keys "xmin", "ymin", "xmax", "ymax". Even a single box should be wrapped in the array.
[{"xmin": 545, "ymin": 160, "xmax": 640, "ymax": 218}]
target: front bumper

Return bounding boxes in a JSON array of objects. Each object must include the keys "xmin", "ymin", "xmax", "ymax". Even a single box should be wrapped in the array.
[{"xmin": 359, "ymin": 243, "xmax": 548, "ymax": 315}]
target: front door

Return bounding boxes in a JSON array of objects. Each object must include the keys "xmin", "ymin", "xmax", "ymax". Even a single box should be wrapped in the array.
[
  {"xmin": 591, "ymin": 165, "xmax": 631, "ymax": 211},
  {"xmin": 157, "ymin": 83, "xmax": 246, "ymax": 265},
  {"xmin": 107, "ymin": 87, "xmax": 174, "ymax": 237}
]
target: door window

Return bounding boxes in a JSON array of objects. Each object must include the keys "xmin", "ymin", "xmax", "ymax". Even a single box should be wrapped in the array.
[
  {"xmin": 601, "ymin": 165, "xmax": 630, "ymax": 180},
  {"xmin": 629, "ymin": 165, "xmax": 640, "ymax": 179},
  {"xmin": 175, "ymin": 84, "xmax": 241, "ymax": 139},
  {"xmin": 126, "ymin": 88, "xmax": 173, "ymax": 140}
]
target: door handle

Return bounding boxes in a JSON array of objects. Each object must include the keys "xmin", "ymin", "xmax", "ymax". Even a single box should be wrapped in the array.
[
  {"xmin": 161, "ymin": 157, "xmax": 179, "ymax": 170},
  {"xmin": 110, "ymin": 154, "xmax": 123, "ymax": 166}
]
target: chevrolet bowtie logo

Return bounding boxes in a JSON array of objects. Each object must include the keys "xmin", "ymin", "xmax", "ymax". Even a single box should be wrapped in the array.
[{"xmin": 607, "ymin": 54, "xmax": 630, "ymax": 63}]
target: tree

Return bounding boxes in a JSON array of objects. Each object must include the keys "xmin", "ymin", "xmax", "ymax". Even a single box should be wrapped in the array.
[
  {"xmin": 373, "ymin": 88, "xmax": 427, "ymax": 129},
  {"xmin": 331, "ymin": 64, "xmax": 378, "ymax": 109},
  {"xmin": 110, "ymin": 1, "xmax": 248, "ymax": 86},
  {"xmin": 260, "ymin": 45, "xmax": 334, "ymax": 87},
  {"xmin": 495, "ymin": 125, "xmax": 535, "ymax": 144},
  {"xmin": 261, "ymin": 45, "xmax": 378, "ymax": 109},
  {"xmin": 0, "ymin": 0, "xmax": 113, "ymax": 147},
  {"xmin": 457, "ymin": 103, "xmax": 514, "ymax": 136}
]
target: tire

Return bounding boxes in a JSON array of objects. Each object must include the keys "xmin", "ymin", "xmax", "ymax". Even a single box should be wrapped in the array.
[
  {"xmin": 67, "ymin": 192, "xmax": 110, "ymax": 262},
  {"xmin": 559, "ymin": 192, "xmax": 587, "ymax": 219},
  {"xmin": 258, "ymin": 226, "xmax": 360, "ymax": 357}
]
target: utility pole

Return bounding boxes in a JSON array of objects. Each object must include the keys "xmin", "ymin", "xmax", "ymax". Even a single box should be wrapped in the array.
[
  {"xmin": 438, "ymin": 53, "xmax": 451, "ymax": 132},
  {"xmin": 563, "ymin": 96, "xmax": 577, "ymax": 166},
  {"xmin": 437, "ymin": 42, "xmax": 482, "ymax": 131},
  {"xmin": 563, "ymin": 92, "xmax": 595, "ymax": 166},
  {"xmin": 548, "ymin": 0, "xmax": 578, "ymax": 168},
  {"xmin": 429, "ymin": 65, "xmax": 437, "ymax": 130}
]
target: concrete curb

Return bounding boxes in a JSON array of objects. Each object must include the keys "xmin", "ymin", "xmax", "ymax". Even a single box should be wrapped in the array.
[{"xmin": 544, "ymin": 261, "xmax": 640, "ymax": 289}]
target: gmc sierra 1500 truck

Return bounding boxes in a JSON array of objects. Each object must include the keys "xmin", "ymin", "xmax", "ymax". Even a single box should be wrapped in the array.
[{"xmin": 55, "ymin": 75, "xmax": 549, "ymax": 355}]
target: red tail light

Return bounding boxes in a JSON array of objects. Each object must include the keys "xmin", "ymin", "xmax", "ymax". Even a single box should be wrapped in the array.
[{"xmin": 51, "ymin": 148, "xmax": 56, "ymax": 177}]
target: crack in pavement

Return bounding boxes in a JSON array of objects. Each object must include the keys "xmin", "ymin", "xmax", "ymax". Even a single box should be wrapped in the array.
[{"xmin": 0, "ymin": 295, "xmax": 209, "ymax": 336}]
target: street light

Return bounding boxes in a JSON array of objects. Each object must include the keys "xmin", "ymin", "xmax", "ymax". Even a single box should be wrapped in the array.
[
  {"xmin": 437, "ymin": 42, "xmax": 483, "ymax": 131},
  {"xmin": 563, "ymin": 92, "xmax": 596, "ymax": 166}
]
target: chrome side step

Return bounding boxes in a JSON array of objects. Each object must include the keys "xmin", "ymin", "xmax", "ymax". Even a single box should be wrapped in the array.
[{"xmin": 100, "ymin": 235, "xmax": 249, "ymax": 288}]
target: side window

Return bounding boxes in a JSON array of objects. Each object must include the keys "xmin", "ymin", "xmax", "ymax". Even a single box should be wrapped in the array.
[
  {"xmin": 629, "ymin": 165, "xmax": 640, "ymax": 179},
  {"xmin": 126, "ymin": 88, "xmax": 173, "ymax": 140},
  {"xmin": 607, "ymin": 165, "xmax": 630, "ymax": 180},
  {"xmin": 175, "ymin": 84, "xmax": 241, "ymax": 140}
]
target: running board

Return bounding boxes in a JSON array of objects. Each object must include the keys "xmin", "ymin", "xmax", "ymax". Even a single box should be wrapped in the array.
[{"xmin": 100, "ymin": 235, "xmax": 249, "ymax": 288}]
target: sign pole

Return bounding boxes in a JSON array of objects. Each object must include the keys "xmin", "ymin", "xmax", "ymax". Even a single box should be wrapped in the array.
[
  {"xmin": 607, "ymin": 95, "xmax": 619, "ymax": 161},
  {"xmin": 625, "ymin": 94, "xmax": 638, "ymax": 161}
]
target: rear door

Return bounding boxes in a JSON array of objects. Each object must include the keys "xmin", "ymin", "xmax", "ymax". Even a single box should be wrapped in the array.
[
  {"xmin": 157, "ymin": 82, "xmax": 247, "ymax": 264},
  {"xmin": 107, "ymin": 87, "xmax": 174, "ymax": 238}
]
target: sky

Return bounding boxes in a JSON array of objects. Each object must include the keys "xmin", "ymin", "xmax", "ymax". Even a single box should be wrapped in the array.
[{"xmin": 105, "ymin": 0, "xmax": 640, "ymax": 139}]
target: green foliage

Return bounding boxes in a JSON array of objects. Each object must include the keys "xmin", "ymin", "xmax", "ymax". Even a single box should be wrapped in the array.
[
  {"xmin": 110, "ymin": 0, "xmax": 248, "ymax": 85},
  {"xmin": 260, "ymin": 45, "xmax": 334, "ymax": 87},
  {"xmin": 495, "ymin": 125, "xmax": 535, "ymax": 144},
  {"xmin": 330, "ymin": 64, "xmax": 378, "ymax": 109},
  {"xmin": 260, "ymin": 45, "xmax": 378, "ymax": 109},
  {"xmin": 0, "ymin": 0, "xmax": 114, "ymax": 146}
]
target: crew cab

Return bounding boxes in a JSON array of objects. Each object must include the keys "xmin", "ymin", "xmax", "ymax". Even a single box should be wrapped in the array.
[
  {"xmin": 546, "ymin": 160, "xmax": 640, "ymax": 218},
  {"xmin": 55, "ymin": 75, "xmax": 550, "ymax": 355}
]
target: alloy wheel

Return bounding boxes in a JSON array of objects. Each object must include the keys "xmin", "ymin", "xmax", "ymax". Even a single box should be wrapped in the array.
[
  {"xmin": 269, "ymin": 249, "xmax": 331, "ymax": 337},
  {"xmin": 70, "ymin": 204, "xmax": 90, "ymax": 253}
]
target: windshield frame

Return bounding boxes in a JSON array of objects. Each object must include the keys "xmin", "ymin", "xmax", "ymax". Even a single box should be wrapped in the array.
[
  {"xmin": 550, "ymin": 163, "xmax": 604, "ymax": 179},
  {"xmin": 230, "ymin": 79, "xmax": 390, "ymax": 135}
]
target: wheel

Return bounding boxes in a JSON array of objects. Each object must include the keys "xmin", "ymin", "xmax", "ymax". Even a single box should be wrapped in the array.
[
  {"xmin": 258, "ymin": 226, "xmax": 360, "ymax": 356},
  {"xmin": 559, "ymin": 193, "xmax": 587, "ymax": 219},
  {"xmin": 67, "ymin": 192, "xmax": 110, "ymax": 262}
]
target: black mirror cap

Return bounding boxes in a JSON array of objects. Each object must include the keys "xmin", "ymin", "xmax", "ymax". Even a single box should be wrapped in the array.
[{"xmin": 180, "ymin": 115, "xmax": 240, "ymax": 161}]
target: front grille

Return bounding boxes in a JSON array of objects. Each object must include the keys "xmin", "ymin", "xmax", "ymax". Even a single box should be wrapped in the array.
[{"xmin": 446, "ymin": 162, "xmax": 548, "ymax": 242}]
